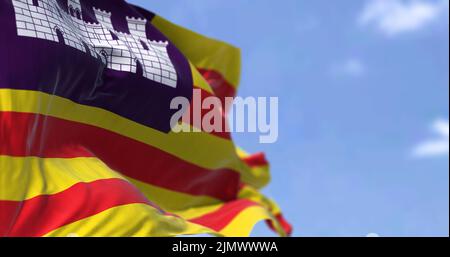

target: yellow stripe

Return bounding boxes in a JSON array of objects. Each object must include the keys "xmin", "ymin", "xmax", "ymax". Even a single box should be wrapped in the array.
[
  {"xmin": 0, "ymin": 156, "xmax": 220, "ymax": 213},
  {"xmin": 0, "ymin": 155, "xmax": 284, "ymax": 236},
  {"xmin": 236, "ymin": 148, "xmax": 271, "ymax": 189},
  {"xmin": 0, "ymin": 89, "xmax": 286, "ymax": 236},
  {"xmin": 237, "ymin": 185, "xmax": 287, "ymax": 236},
  {"xmin": 127, "ymin": 176, "xmax": 223, "ymax": 217},
  {"xmin": 219, "ymin": 206, "xmax": 272, "ymax": 237},
  {"xmin": 191, "ymin": 62, "xmax": 214, "ymax": 94},
  {"xmin": 152, "ymin": 16, "xmax": 241, "ymax": 88},
  {"xmin": 0, "ymin": 155, "xmax": 223, "ymax": 220},
  {"xmin": 0, "ymin": 89, "xmax": 248, "ymax": 174},
  {"xmin": 242, "ymin": 165, "xmax": 270, "ymax": 189},
  {"xmin": 0, "ymin": 156, "xmax": 124, "ymax": 201},
  {"xmin": 0, "ymin": 89, "xmax": 269, "ymax": 188},
  {"xmin": 44, "ymin": 203, "xmax": 216, "ymax": 237},
  {"xmin": 238, "ymin": 184, "xmax": 276, "ymax": 214},
  {"xmin": 1, "ymin": 156, "xmax": 214, "ymax": 236}
]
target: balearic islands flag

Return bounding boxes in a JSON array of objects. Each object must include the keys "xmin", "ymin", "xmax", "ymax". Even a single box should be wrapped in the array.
[{"xmin": 0, "ymin": 0, "xmax": 292, "ymax": 237}]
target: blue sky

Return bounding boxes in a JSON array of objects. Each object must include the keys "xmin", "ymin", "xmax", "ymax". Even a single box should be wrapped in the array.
[{"xmin": 129, "ymin": 0, "xmax": 449, "ymax": 237}]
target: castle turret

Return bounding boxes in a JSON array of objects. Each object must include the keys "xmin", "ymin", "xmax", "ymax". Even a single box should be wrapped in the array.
[
  {"xmin": 93, "ymin": 7, "xmax": 113, "ymax": 30},
  {"xmin": 126, "ymin": 16, "xmax": 147, "ymax": 39}
]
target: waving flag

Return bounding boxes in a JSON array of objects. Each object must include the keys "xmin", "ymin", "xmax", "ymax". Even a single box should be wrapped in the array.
[{"xmin": 0, "ymin": 0, "xmax": 291, "ymax": 237}]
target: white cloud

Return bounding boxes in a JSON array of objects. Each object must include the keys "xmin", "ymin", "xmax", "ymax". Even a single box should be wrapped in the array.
[
  {"xmin": 332, "ymin": 58, "xmax": 366, "ymax": 77},
  {"xmin": 413, "ymin": 119, "xmax": 449, "ymax": 158},
  {"xmin": 359, "ymin": 0, "xmax": 449, "ymax": 36}
]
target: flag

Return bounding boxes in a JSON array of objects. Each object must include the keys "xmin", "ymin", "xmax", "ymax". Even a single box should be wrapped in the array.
[{"xmin": 0, "ymin": 0, "xmax": 292, "ymax": 237}]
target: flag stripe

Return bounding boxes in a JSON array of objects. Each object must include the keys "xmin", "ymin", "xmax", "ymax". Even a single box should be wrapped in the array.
[
  {"xmin": 189, "ymin": 199, "xmax": 259, "ymax": 231},
  {"xmin": 241, "ymin": 152, "xmax": 270, "ymax": 167},
  {"xmin": 236, "ymin": 149, "xmax": 271, "ymax": 189},
  {"xmin": 267, "ymin": 214, "xmax": 293, "ymax": 236},
  {"xmin": 190, "ymin": 62, "xmax": 215, "ymax": 94},
  {"xmin": 0, "ymin": 156, "xmax": 278, "ymax": 236},
  {"xmin": 43, "ymin": 203, "xmax": 215, "ymax": 237},
  {"xmin": 0, "ymin": 155, "xmax": 222, "ymax": 218},
  {"xmin": 1, "ymin": 89, "xmax": 269, "ymax": 189},
  {"xmin": 0, "ymin": 89, "xmax": 248, "ymax": 173},
  {"xmin": 0, "ymin": 155, "xmax": 245, "ymax": 228},
  {"xmin": 0, "ymin": 178, "xmax": 155, "ymax": 237},
  {"xmin": 0, "ymin": 111, "xmax": 240, "ymax": 201},
  {"xmin": 183, "ymin": 88, "xmax": 231, "ymax": 139},
  {"xmin": 0, "ymin": 155, "xmax": 283, "ymax": 236},
  {"xmin": 219, "ymin": 206, "xmax": 275, "ymax": 237},
  {"xmin": 0, "ymin": 155, "xmax": 124, "ymax": 201},
  {"xmin": 126, "ymin": 176, "xmax": 223, "ymax": 217},
  {"xmin": 0, "ymin": 69, "xmax": 220, "ymax": 137},
  {"xmin": 151, "ymin": 16, "xmax": 241, "ymax": 89},
  {"xmin": 197, "ymin": 68, "xmax": 237, "ymax": 99}
]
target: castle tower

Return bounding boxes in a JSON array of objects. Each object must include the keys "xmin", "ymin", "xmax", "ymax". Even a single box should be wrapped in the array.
[
  {"xmin": 93, "ymin": 8, "xmax": 113, "ymax": 30},
  {"xmin": 68, "ymin": 0, "xmax": 82, "ymax": 19},
  {"xmin": 126, "ymin": 16, "xmax": 147, "ymax": 39}
]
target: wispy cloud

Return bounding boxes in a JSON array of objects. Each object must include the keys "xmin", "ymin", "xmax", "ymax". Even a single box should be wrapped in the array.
[
  {"xmin": 359, "ymin": 0, "xmax": 449, "ymax": 36},
  {"xmin": 331, "ymin": 58, "xmax": 366, "ymax": 77},
  {"xmin": 412, "ymin": 119, "xmax": 449, "ymax": 158}
]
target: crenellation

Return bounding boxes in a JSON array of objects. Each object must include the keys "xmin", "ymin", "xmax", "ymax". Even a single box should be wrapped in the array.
[{"xmin": 93, "ymin": 7, "xmax": 111, "ymax": 16}]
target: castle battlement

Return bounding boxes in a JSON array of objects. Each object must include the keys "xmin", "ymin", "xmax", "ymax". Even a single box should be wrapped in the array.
[
  {"xmin": 12, "ymin": 0, "xmax": 178, "ymax": 88},
  {"xmin": 126, "ymin": 16, "xmax": 147, "ymax": 22},
  {"xmin": 92, "ymin": 7, "xmax": 111, "ymax": 15}
]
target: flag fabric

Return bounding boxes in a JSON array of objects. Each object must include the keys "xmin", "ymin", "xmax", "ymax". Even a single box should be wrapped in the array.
[{"xmin": 0, "ymin": 0, "xmax": 292, "ymax": 237}]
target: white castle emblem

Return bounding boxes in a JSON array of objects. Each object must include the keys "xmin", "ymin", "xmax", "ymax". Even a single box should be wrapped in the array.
[{"xmin": 12, "ymin": 0, "xmax": 178, "ymax": 88}]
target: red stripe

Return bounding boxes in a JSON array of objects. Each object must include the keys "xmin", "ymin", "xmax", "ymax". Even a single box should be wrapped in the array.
[
  {"xmin": 187, "ymin": 87, "xmax": 231, "ymax": 139},
  {"xmin": 0, "ymin": 178, "xmax": 154, "ymax": 237},
  {"xmin": 0, "ymin": 111, "xmax": 240, "ymax": 201},
  {"xmin": 276, "ymin": 214, "xmax": 293, "ymax": 236},
  {"xmin": 241, "ymin": 152, "xmax": 269, "ymax": 167},
  {"xmin": 189, "ymin": 199, "xmax": 259, "ymax": 231},
  {"xmin": 197, "ymin": 69, "xmax": 237, "ymax": 100},
  {"xmin": 266, "ymin": 214, "xmax": 293, "ymax": 236}
]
